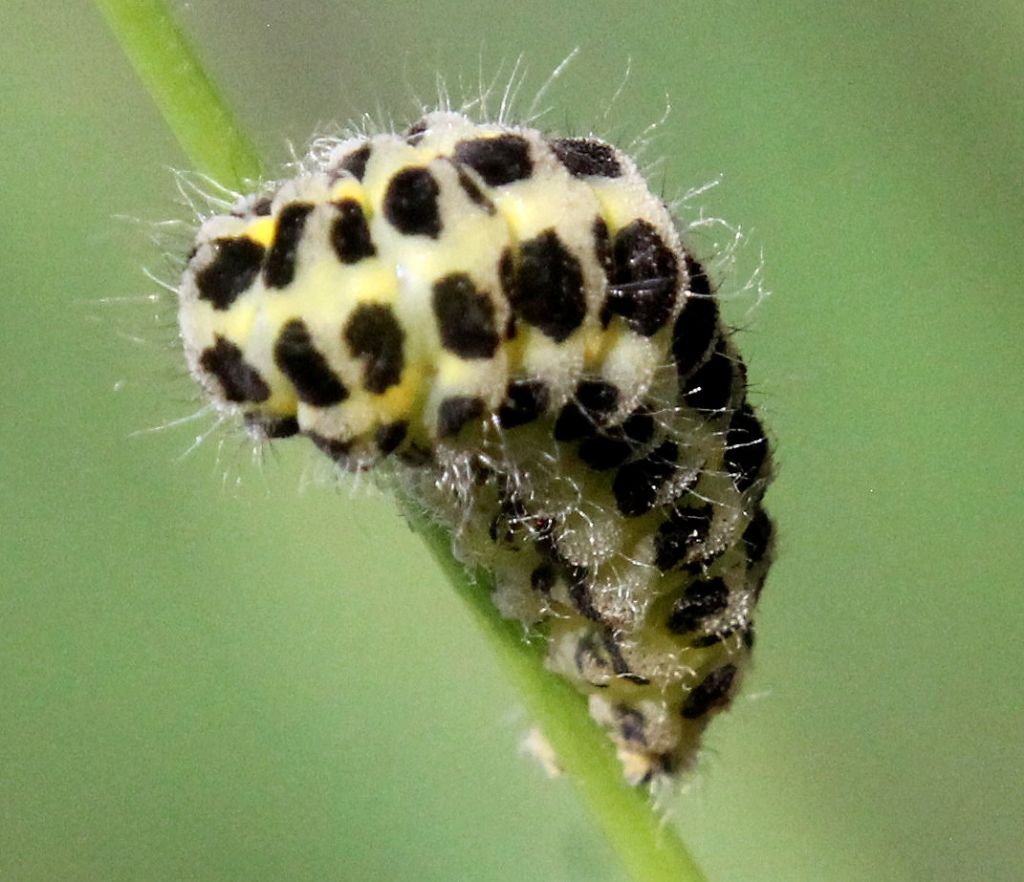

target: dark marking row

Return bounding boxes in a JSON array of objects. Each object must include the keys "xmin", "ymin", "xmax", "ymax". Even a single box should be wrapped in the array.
[
  {"xmin": 194, "ymin": 198, "xmax": 374, "ymax": 310},
  {"xmin": 331, "ymin": 132, "xmax": 685, "ymax": 343},
  {"xmin": 199, "ymin": 302, "xmax": 402, "ymax": 406},
  {"xmin": 200, "ymin": 183, "xmax": 701, "ymax": 366},
  {"xmin": 337, "ymin": 130, "xmax": 624, "ymax": 188},
  {"xmin": 201, "ymin": 328, "xmax": 765, "ymax": 506}
]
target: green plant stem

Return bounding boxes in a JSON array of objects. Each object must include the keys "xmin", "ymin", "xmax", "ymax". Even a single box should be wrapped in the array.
[
  {"xmin": 94, "ymin": 2, "xmax": 710, "ymax": 879},
  {"xmin": 94, "ymin": 0, "xmax": 264, "ymax": 187},
  {"xmin": 406, "ymin": 502, "xmax": 708, "ymax": 882}
]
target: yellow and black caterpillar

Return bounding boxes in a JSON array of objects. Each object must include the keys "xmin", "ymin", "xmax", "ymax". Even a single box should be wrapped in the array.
[{"xmin": 178, "ymin": 111, "xmax": 774, "ymax": 783}]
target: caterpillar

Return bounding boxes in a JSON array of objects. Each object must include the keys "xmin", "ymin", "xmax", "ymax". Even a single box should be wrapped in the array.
[{"xmin": 177, "ymin": 110, "xmax": 774, "ymax": 784}]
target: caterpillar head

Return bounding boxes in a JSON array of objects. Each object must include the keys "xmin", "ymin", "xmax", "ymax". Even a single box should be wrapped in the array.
[
  {"xmin": 178, "ymin": 113, "xmax": 524, "ymax": 467},
  {"xmin": 177, "ymin": 166, "xmax": 428, "ymax": 466}
]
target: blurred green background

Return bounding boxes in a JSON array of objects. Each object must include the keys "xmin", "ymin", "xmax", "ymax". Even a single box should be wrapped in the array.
[{"xmin": 3, "ymin": 2, "xmax": 1022, "ymax": 880}]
